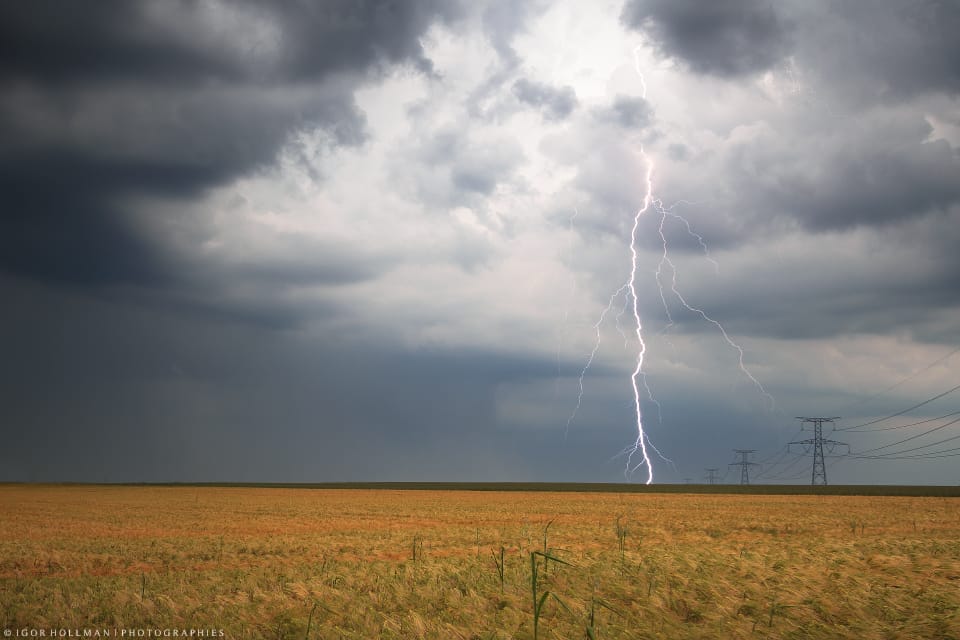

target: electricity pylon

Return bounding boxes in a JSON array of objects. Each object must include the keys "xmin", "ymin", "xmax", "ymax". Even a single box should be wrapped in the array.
[
  {"xmin": 789, "ymin": 417, "xmax": 848, "ymax": 485},
  {"xmin": 729, "ymin": 449, "xmax": 759, "ymax": 485}
]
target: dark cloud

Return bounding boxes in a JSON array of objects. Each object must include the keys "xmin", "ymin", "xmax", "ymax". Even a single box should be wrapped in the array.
[
  {"xmin": 621, "ymin": 0, "xmax": 791, "ymax": 77},
  {"xmin": 462, "ymin": 0, "xmax": 543, "ymax": 122},
  {"xmin": 512, "ymin": 78, "xmax": 579, "ymax": 121},
  {"xmin": 452, "ymin": 166, "xmax": 500, "ymax": 194},
  {"xmin": 0, "ymin": 2, "xmax": 234, "ymax": 85},
  {"xmin": 621, "ymin": 1, "xmax": 960, "ymax": 99},
  {"xmin": 0, "ymin": 1, "xmax": 459, "ymax": 84},
  {"xmin": 0, "ymin": 85, "xmax": 366, "ymax": 285},
  {"xmin": 592, "ymin": 95, "xmax": 653, "ymax": 129},
  {"xmin": 769, "ymin": 142, "xmax": 960, "ymax": 233},
  {"xmin": 2, "ymin": 2, "xmax": 959, "ymax": 486},
  {"xmin": 725, "ymin": 115, "xmax": 960, "ymax": 233},
  {"xmin": 453, "ymin": 144, "xmax": 524, "ymax": 195},
  {"xmin": 794, "ymin": 1, "xmax": 960, "ymax": 102},
  {"xmin": 403, "ymin": 127, "xmax": 524, "ymax": 205},
  {"xmin": 0, "ymin": 154, "xmax": 172, "ymax": 286},
  {"xmin": 0, "ymin": 276, "xmax": 612, "ymax": 482},
  {"xmin": 481, "ymin": 0, "xmax": 540, "ymax": 67},
  {"xmin": 0, "ymin": 1, "xmax": 459, "ymax": 287},
  {"xmin": 224, "ymin": 247, "xmax": 389, "ymax": 288},
  {"xmin": 633, "ymin": 207, "xmax": 960, "ymax": 344}
]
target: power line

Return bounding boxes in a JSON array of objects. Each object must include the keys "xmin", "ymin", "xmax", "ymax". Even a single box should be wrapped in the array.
[
  {"xmin": 852, "ymin": 415, "xmax": 960, "ymax": 456},
  {"xmin": 750, "ymin": 425, "xmax": 809, "ymax": 482},
  {"xmin": 842, "ymin": 410, "xmax": 960, "ymax": 433},
  {"xmin": 751, "ymin": 446, "xmax": 793, "ymax": 479},
  {"xmin": 856, "ymin": 434, "xmax": 960, "ymax": 458},
  {"xmin": 831, "ymin": 345, "xmax": 960, "ymax": 415},
  {"xmin": 757, "ymin": 452, "xmax": 809, "ymax": 482},
  {"xmin": 871, "ymin": 432, "xmax": 960, "ymax": 456},
  {"xmin": 754, "ymin": 444, "xmax": 788, "ymax": 466},
  {"xmin": 853, "ymin": 424, "xmax": 960, "ymax": 459},
  {"xmin": 754, "ymin": 425, "xmax": 805, "ymax": 465},
  {"xmin": 772, "ymin": 452, "xmax": 848, "ymax": 482},
  {"xmin": 854, "ymin": 449, "xmax": 960, "ymax": 460},
  {"xmin": 837, "ymin": 382, "xmax": 960, "ymax": 431},
  {"xmin": 754, "ymin": 427, "xmax": 812, "ymax": 481}
]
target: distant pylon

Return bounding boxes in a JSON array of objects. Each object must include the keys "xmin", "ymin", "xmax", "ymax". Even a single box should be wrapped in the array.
[
  {"xmin": 789, "ymin": 417, "xmax": 849, "ymax": 485},
  {"xmin": 704, "ymin": 468, "xmax": 720, "ymax": 485},
  {"xmin": 729, "ymin": 449, "xmax": 759, "ymax": 485}
]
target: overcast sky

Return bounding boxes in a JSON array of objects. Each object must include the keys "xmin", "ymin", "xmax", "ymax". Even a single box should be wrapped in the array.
[{"xmin": 1, "ymin": 0, "xmax": 958, "ymax": 485}]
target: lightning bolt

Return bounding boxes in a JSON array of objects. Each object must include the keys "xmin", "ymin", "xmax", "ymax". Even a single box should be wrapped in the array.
[
  {"xmin": 653, "ymin": 201, "xmax": 774, "ymax": 408},
  {"xmin": 566, "ymin": 48, "xmax": 771, "ymax": 484},
  {"xmin": 565, "ymin": 284, "xmax": 630, "ymax": 440},
  {"xmin": 662, "ymin": 205, "xmax": 719, "ymax": 275},
  {"xmin": 563, "ymin": 55, "xmax": 658, "ymax": 483},
  {"xmin": 623, "ymin": 147, "xmax": 655, "ymax": 482},
  {"xmin": 563, "ymin": 153, "xmax": 659, "ymax": 482}
]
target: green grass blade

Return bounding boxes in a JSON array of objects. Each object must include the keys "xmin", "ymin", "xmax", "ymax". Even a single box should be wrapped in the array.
[{"xmin": 532, "ymin": 550, "xmax": 575, "ymax": 567}]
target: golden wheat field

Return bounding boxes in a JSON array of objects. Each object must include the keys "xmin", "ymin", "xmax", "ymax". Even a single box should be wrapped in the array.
[{"xmin": 0, "ymin": 485, "xmax": 958, "ymax": 639}]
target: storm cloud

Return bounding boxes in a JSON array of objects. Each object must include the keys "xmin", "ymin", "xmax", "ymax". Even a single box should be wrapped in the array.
[
  {"xmin": 512, "ymin": 78, "xmax": 579, "ymax": 121},
  {"xmin": 620, "ymin": 0, "xmax": 791, "ymax": 77},
  {"xmin": 0, "ymin": 0, "xmax": 459, "ymax": 286},
  {"xmin": 1, "ymin": 1, "xmax": 958, "ymax": 485}
]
